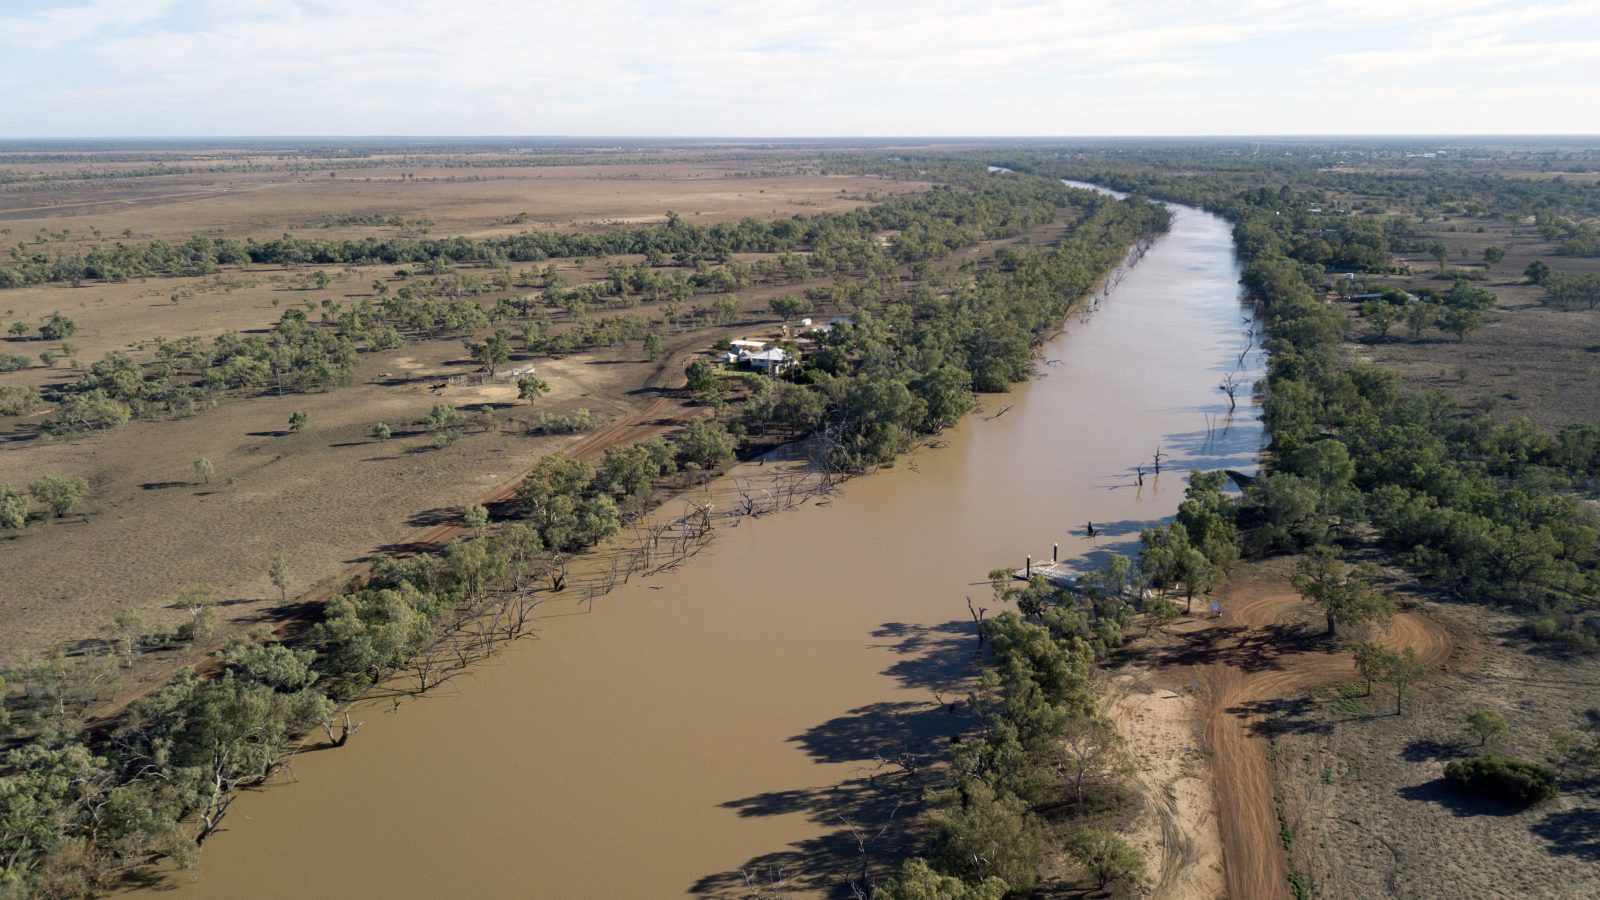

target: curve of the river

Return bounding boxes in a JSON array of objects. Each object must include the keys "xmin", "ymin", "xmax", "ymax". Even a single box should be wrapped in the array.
[{"xmin": 152, "ymin": 185, "xmax": 1261, "ymax": 899}]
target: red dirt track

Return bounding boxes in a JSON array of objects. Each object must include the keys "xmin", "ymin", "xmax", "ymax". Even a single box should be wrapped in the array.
[{"xmin": 1159, "ymin": 579, "xmax": 1453, "ymax": 899}]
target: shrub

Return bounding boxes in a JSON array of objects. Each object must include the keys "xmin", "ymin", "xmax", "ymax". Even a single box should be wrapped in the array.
[
  {"xmin": 0, "ymin": 384, "xmax": 42, "ymax": 416},
  {"xmin": 527, "ymin": 408, "xmax": 594, "ymax": 435},
  {"xmin": 1065, "ymin": 828, "xmax": 1145, "ymax": 889},
  {"xmin": 1443, "ymin": 755, "xmax": 1557, "ymax": 806}
]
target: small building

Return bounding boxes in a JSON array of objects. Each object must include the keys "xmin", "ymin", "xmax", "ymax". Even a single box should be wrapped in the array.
[
  {"xmin": 747, "ymin": 348, "xmax": 793, "ymax": 374},
  {"xmin": 729, "ymin": 339, "xmax": 769, "ymax": 354}
]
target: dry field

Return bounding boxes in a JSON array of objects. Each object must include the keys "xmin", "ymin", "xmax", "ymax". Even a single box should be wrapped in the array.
[
  {"xmin": 0, "ymin": 151, "xmax": 927, "ymax": 245},
  {"xmin": 1272, "ymin": 600, "xmax": 1600, "ymax": 899},
  {"xmin": 0, "ymin": 151, "xmax": 1073, "ymax": 698},
  {"xmin": 1341, "ymin": 215, "xmax": 1600, "ymax": 429}
]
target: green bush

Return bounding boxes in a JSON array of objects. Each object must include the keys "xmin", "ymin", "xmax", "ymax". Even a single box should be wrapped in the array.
[{"xmin": 1443, "ymin": 754, "xmax": 1557, "ymax": 806}]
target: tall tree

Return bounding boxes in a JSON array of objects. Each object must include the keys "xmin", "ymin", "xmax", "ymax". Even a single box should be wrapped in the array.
[{"xmin": 1291, "ymin": 546, "xmax": 1395, "ymax": 636}]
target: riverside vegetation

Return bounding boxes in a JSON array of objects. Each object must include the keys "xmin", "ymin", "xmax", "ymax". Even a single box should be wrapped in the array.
[{"xmin": 0, "ymin": 165, "xmax": 1169, "ymax": 897}]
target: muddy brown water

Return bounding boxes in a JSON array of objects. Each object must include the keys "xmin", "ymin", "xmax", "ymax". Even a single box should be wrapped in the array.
[{"xmin": 151, "ymin": 187, "xmax": 1260, "ymax": 898}]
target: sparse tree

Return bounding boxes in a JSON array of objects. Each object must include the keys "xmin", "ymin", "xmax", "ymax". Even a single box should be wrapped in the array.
[
  {"xmin": 876, "ymin": 858, "xmax": 1007, "ymax": 900},
  {"xmin": 1144, "ymin": 597, "xmax": 1182, "ymax": 635},
  {"xmin": 1482, "ymin": 246, "xmax": 1505, "ymax": 269},
  {"xmin": 1404, "ymin": 301, "xmax": 1438, "ymax": 340},
  {"xmin": 0, "ymin": 483, "xmax": 28, "ymax": 529},
  {"xmin": 517, "ymin": 375, "xmax": 550, "ymax": 403},
  {"xmin": 1548, "ymin": 729, "xmax": 1600, "ymax": 778},
  {"xmin": 29, "ymin": 475, "xmax": 89, "ymax": 517},
  {"xmin": 269, "ymin": 553, "xmax": 289, "ymax": 601},
  {"xmin": 1384, "ymin": 647, "xmax": 1428, "ymax": 715},
  {"xmin": 1352, "ymin": 640, "xmax": 1388, "ymax": 696},
  {"xmin": 105, "ymin": 609, "xmax": 149, "ymax": 666},
  {"xmin": 769, "ymin": 295, "xmax": 812, "ymax": 323},
  {"xmin": 193, "ymin": 457, "xmax": 214, "ymax": 484},
  {"xmin": 675, "ymin": 416, "xmax": 734, "ymax": 470},
  {"xmin": 1359, "ymin": 299, "xmax": 1399, "ymax": 339},
  {"xmin": 1525, "ymin": 260, "xmax": 1551, "ymax": 285},
  {"xmin": 1439, "ymin": 306, "xmax": 1484, "ymax": 341},
  {"xmin": 1292, "ymin": 546, "xmax": 1396, "ymax": 636},
  {"xmin": 466, "ymin": 329, "xmax": 513, "ymax": 375},
  {"xmin": 288, "ymin": 410, "xmax": 308, "ymax": 433},
  {"xmin": 1056, "ymin": 715, "xmax": 1128, "ymax": 803},
  {"xmin": 462, "ymin": 503, "xmax": 490, "ymax": 537},
  {"xmin": 684, "ymin": 359, "xmax": 717, "ymax": 394},
  {"xmin": 177, "ymin": 584, "xmax": 218, "ymax": 642},
  {"xmin": 1467, "ymin": 708, "xmax": 1509, "ymax": 748},
  {"xmin": 39, "ymin": 311, "xmax": 76, "ymax": 341},
  {"xmin": 1065, "ymin": 828, "xmax": 1144, "ymax": 890},
  {"xmin": 7, "ymin": 321, "xmax": 26, "ymax": 339},
  {"xmin": 643, "ymin": 332, "xmax": 663, "ymax": 361},
  {"xmin": 1429, "ymin": 242, "xmax": 1449, "ymax": 273}
]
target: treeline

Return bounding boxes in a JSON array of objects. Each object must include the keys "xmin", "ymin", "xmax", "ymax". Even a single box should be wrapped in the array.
[
  {"xmin": 0, "ymin": 171, "xmax": 1167, "ymax": 896},
  {"xmin": 1018, "ymin": 162, "xmax": 1600, "ymax": 640},
  {"xmin": 0, "ymin": 175, "xmax": 1068, "ymax": 288},
  {"xmin": 733, "ymin": 191, "xmax": 1170, "ymax": 471},
  {"xmin": 876, "ymin": 479, "xmax": 1244, "ymax": 897},
  {"xmin": 1117, "ymin": 174, "xmax": 1600, "ymax": 651},
  {"xmin": 37, "ymin": 308, "xmax": 373, "ymax": 433},
  {"xmin": 999, "ymin": 144, "xmax": 1600, "ymax": 219},
  {"xmin": 877, "ymin": 571, "xmax": 1143, "ymax": 897},
  {"xmin": 0, "ymin": 422, "xmax": 737, "ymax": 897}
]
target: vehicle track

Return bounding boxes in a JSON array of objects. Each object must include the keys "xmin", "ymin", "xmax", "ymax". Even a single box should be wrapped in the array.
[{"xmin": 1161, "ymin": 580, "xmax": 1452, "ymax": 900}]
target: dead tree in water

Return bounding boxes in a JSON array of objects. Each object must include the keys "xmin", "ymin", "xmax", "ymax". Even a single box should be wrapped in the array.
[
  {"xmin": 321, "ymin": 707, "xmax": 364, "ymax": 747},
  {"xmin": 1219, "ymin": 372, "xmax": 1242, "ymax": 411},
  {"xmin": 966, "ymin": 596, "xmax": 988, "ymax": 649},
  {"xmin": 1152, "ymin": 447, "xmax": 1167, "ymax": 474}
]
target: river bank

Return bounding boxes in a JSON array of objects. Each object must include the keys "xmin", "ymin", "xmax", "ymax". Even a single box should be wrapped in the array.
[{"xmin": 146, "ymin": 188, "xmax": 1262, "ymax": 898}]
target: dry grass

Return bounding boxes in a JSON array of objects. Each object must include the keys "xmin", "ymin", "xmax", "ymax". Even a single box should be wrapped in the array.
[
  {"xmin": 1341, "ymin": 216, "xmax": 1600, "ymax": 429},
  {"xmin": 1273, "ymin": 601, "xmax": 1600, "ymax": 900}
]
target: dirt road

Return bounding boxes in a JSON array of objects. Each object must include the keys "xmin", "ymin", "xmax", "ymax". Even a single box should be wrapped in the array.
[{"xmin": 1154, "ymin": 576, "xmax": 1453, "ymax": 900}]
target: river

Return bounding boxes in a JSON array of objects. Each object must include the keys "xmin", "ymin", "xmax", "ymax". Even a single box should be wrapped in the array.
[{"xmin": 153, "ymin": 186, "xmax": 1260, "ymax": 898}]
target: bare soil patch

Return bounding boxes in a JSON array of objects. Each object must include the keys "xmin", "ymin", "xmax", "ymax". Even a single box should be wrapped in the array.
[
  {"xmin": 1137, "ymin": 560, "xmax": 1453, "ymax": 900},
  {"xmin": 1100, "ymin": 671, "xmax": 1226, "ymax": 899}
]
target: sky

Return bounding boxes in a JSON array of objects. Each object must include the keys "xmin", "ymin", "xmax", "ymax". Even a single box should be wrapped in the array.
[{"xmin": 2, "ymin": 0, "xmax": 1598, "ymax": 138}]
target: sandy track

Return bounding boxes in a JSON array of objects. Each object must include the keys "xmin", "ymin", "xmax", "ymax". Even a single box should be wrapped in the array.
[{"xmin": 1154, "ymin": 577, "xmax": 1452, "ymax": 900}]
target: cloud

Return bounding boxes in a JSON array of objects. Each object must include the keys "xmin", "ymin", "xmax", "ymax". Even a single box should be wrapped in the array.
[{"xmin": 0, "ymin": 0, "xmax": 1595, "ymax": 135}]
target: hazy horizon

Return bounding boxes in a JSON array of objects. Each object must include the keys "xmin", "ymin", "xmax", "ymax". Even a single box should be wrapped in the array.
[{"xmin": 4, "ymin": 0, "xmax": 1598, "ymax": 139}]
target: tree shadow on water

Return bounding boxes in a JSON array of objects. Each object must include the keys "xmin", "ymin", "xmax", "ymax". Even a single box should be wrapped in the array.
[
  {"xmin": 870, "ymin": 620, "xmax": 983, "ymax": 695},
  {"xmin": 692, "ymin": 698, "xmax": 971, "ymax": 898},
  {"xmin": 692, "ymin": 774, "xmax": 930, "ymax": 898}
]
